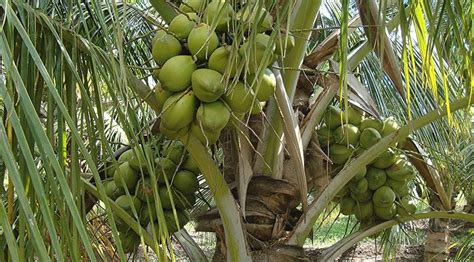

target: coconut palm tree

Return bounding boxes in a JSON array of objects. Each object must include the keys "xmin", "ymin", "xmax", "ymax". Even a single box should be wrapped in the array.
[{"xmin": 0, "ymin": 0, "xmax": 472, "ymax": 261}]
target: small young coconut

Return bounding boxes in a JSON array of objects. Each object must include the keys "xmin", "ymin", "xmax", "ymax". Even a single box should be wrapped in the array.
[
  {"xmin": 179, "ymin": 0, "xmax": 206, "ymax": 13},
  {"xmin": 152, "ymin": 30, "xmax": 182, "ymax": 66},
  {"xmin": 247, "ymin": 68, "xmax": 276, "ymax": 102},
  {"xmin": 190, "ymin": 121, "xmax": 221, "ymax": 145},
  {"xmin": 239, "ymin": 33, "xmax": 276, "ymax": 73},
  {"xmin": 159, "ymin": 55, "xmax": 197, "ymax": 92},
  {"xmin": 204, "ymin": 0, "xmax": 234, "ymax": 32},
  {"xmin": 187, "ymin": 23, "xmax": 219, "ymax": 61},
  {"xmin": 191, "ymin": 69, "xmax": 225, "ymax": 102},
  {"xmin": 196, "ymin": 100, "xmax": 231, "ymax": 131},
  {"xmin": 160, "ymin": 90, "xmax": 198, "ymax": 131},
  {"xmin": 153, "ymin": 82, "xmax": 173, "ymax": 113},
  {"xmin": 223, "ymin": 81, "xmax": 255, "ymax": 113},
  {"xmin": 208, "ymin": 46, "xmax": 240, "ymax": 77},
  {"xmin": 169, "ymin": 13, "xmax": 199, "ymax": 40}
]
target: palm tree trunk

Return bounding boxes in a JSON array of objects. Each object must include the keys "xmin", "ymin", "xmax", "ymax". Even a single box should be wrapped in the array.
[
  {"xmin": 424, "ymin": 218, "xmax": 450, "ymax": 261},
  {"xmin": 424, "ymin": 198, "xmax": 450, "ymax": 261}
]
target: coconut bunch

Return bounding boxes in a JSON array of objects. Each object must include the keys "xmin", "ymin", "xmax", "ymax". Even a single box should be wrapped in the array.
[
  {"xmin": 151, "ymin": 0, "xmax": 294, "ymax": 144},
  {"xmin": 102, "ymin": 140, "xmax": 200, "ymax": 252},
  {"xmin": 317, "ymin": 105, "xmax": 417, "ymax": 225}
]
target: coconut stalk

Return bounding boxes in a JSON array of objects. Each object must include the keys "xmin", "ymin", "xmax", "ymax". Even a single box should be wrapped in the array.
[
  {"xmin": 273, "ymin": 68, "xmax": 308, "ymax": 210},
  {"xmin": 286, "ymin": 94, "xmax": 474, "ymax": 246},
  {"xmin": 181, "ymin": 134, "xmax": 251, "ymax": 261},
  {"xmin": 255, "ymin": 0, "xmax": 323, "ymax": 178}
]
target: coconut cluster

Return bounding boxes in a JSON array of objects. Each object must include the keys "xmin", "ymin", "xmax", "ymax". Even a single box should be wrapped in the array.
[
  {"xmin": 318, "ymin": 105, "xmax": 417, "ymax": 225},
  {"xmin": 152, "ymin": 0, "xmax": 294, "ymax": 144},
  {"xmin": 103, "ymin": 140, "xmax": 200, "ymax": 252}
]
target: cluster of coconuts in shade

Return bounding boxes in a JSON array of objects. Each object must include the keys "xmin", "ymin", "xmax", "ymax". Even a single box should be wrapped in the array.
[
  {"xmin": 152, "ymin": 0, "xmax": 295, "ymax": 144},
  {"xmin": 103, "ymin": 140, "xmax": 200, "ymax": 252},
  {"xmin": 318, "ymin": 105, "xmax": 417, "ymax": 225}
]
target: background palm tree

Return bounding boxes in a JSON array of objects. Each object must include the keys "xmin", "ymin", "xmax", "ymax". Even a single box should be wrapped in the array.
[{"xmin": 0, "ymin": 0, "xmax": 472, "ymax": 260}]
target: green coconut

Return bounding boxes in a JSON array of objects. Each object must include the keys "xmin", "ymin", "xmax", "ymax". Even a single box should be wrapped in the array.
[
  {"xmin": 191, "ymin": 69, "xmax": 225, "ymax": 102},
  {"xmin": 155, "ymin": 157, "xmax": 178, "ymax": 184},
  {"xmin": 136, "ymin": 178, "xmax": 156, "ymax": 202},
  {"xmin": 354, "ymin": 201, "xmax": 374, "ymax": 221},
  {"xmin": 208, "ymin": 46, "xmax": 240, "ymax": 77},
  {"xmin": 335, "ymin": 186, "xmax": 349, "ymax": 199},
  {"xmin": 386, "ymin": 179, "xmax": 410, "ymax": 197},
  {"xmin": 397, "ymin": 196, "xmax": 416, "ymax": 216},
  {"xmin": 359, "ymin": 127, "xmax": 382, "ymax": 149},
  {"xmin": 165, "ymin": 140, "xmax": 186, "ymax": 165},
  {"xmin": 184, "ymin": 192, "xmax": 197, "ymax": 208},
  {"xmin": 318, "ymin": 124, "xmax": 334, "ymax": 145},
  {"xmin": 372, "ymin": 186, "xmax": 396, "ymax": 207},
  {"xmin": 172, "ymin": 170, "xmax": 199, "ymax": 193},
  {"xmin": 113, "ymin": 162, "xmax": 139, "ymax": 190},
  {"xmin": 223, "ymin": 81, "xmax": 255, "ymax": 113},
  {"xmin": 152, "ymin": 68, "xmax": 160, "ymax": 78},
  {"xmin": 119, "ymin": 231, "xmax": 140, "ymax": 253},
  {"xmin": 236, "ymin": 5, "xmax": 273, "ymax": 32},
  {"xmin": 152, "ymin": 30, "xmax": 182, "ymax": 66},
  {"xmin": 374, "ymin": 204, "xmax": 397, "ymax": 220},
  {"xmin": 248, "ymin": 68, "xmax": 276, "ymax": 102},
  {"xmin": 275, "ymin": 33, "xmax": 295, "ymax": 56},
  {"xmin": 115, "ymin": 195, "xmax": 142, "ymax": 215},
  {"xmin": 159, "ymin": 55, "xmax": 197, "ymax": 92},
  {"xmin": 154, "ymin": 82, "xmax": 173, "ymax": 113},
  {"xmin": 359, "ymin": 118, "xmax": 383, "ymax": 133},
  {"xmin": 350, "ymin": 178, "xmax": 369, "ymax": 194},
  {"xmin": 182, "ymin": 155, "xmax": 200, "ymax": 174},
  {"xmin": 139, "ymin": 205, "xmax": 157, "ymax": 225},
  {"xmin": 386, "ymin": 159, "xmax": 414, "ymax": 181},
  {"xmin": 239, "ymin": 33, "xmax": 276, "ymax": 73},
  {"xmin": 346, "ymin": 107, "xmax": 363, "ymax": 126},
  {"xmin": 174, "ymin": 189, "xmax": 197, "ymax": 210},
  {"xmin": 204, "ymin": 0, "xmax": 234, "ymax": 32},
  {"xmin": 164, "ymin": 210, "xmax": 189, "ymax": 233},
  {"xmin": 373, "ymin": 149, "xmax": 397, "ymax": 169},
  {"xmin": 340, "ymin": 196, "xmax": 356, "ymax": 215},
  {"xmin": 179, "ymin": 0, "xmax": 206, "ymax": 13},
  {"xmin": 187, "ymin": 23, "xmax": 219, "ymax": 60},
  {"xmin": 104, "ymin": 180, "xmax": 125, "ymax": 200},
  {"xmin": 329, "ymin": 144, "xmax": 353, "ymax": 165},
  {"xmin": 351, "ymin": 190, "xmax": 373, "ymax": 202},
  {"xmin": 354, "ymin": 147, "xmax": 366, "ymax": 157},
  {"xmin": 352, "ymin": 165, "xmax": 368, "ymax": 182},
  {"xmin": 190, "ymin": 120, "xmax": 221, "ymax": 145},
  {"xmin": 382, "ymin": 117, "xmax": 400, "ymax": 137},
  {"xmin": 159, "ymin": 124, "xmax": 189, "ymax": 140},
  {"xmin": 158, "ymin": 186, "xmax": 174, "ymax": 210},
  {"xmin": 158, "ymin": 187, "xmax": 192, "ymax": 210},
  {"xmin": 366, "ymin": 167, "xmax": 387, "ymax": 191},
  {"xmin": 196, "ymin": 100, "xmax": 230, "ymax": 131},
  {"xmin": 118, "ymin": 149, "xmax": 135, "ymax": 163},
  {"xmin": 334, "ymin": 124, "xmax": 360, "ymax": 145},
  {"xmin": 250, "ymin": 100, "xmax": 266, "ymax": 115},
  {"xmin": 128, "ymin": 146, "xmax": 152, "ymax": 172},
  {"xmin": 161, "ymin": 90, "xmax": 197, "ymax": 131},
  {"xmin": 324, "ymin": 105, "xmax": 343, "ymax": 129},
  {"xmin": 105, "ymin": 163, "xmax": 117, "ymax": 178},
  {"xmin": 169, "ymin": 13, "xmax": 199, "ymax": 40}
]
